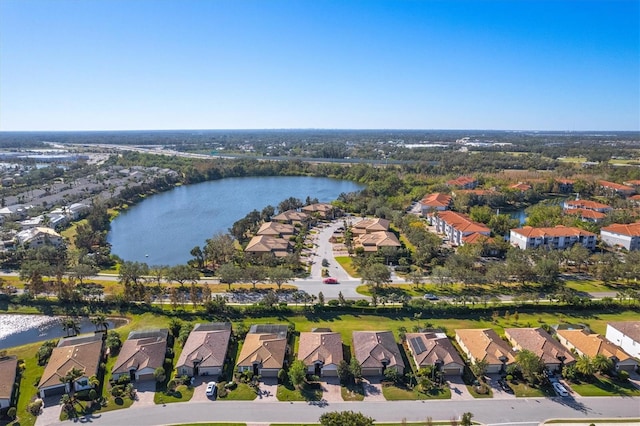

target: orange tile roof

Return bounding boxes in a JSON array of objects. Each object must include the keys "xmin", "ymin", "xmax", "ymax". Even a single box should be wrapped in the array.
[
  {"xmin": 509, "ymin": 183, "xmax": 532, "ymax": 191},
  {"xmin": 455, "ymin": 329, "xmax": 516, "ymax": 365},
  {"xmin": 599, "ymin": 180, "xmax": 635, "ymax": 192},
  {"xmin": 446, "ymin": 176, "xmax": 477, "ymax": 187},
  {"xmin": 511, "ymin": 225, "xmax": 596, "ymax": 238},
  {"xmin": 556, "ymin": 179, "xmax": 575, "ymax": 184},
  {"xmin": 624, "ymin": 180, "xmax": 640, "ymax": 186},
  {"xmin": 564, "ymin": 209, "xmax": 607, "ymax": 220},
  {"xmin": 556, "ymin": 329, "xmax": 634, "ymax": 362},
  {"xmin": 41, "ymin": 339, "xmax": 103, "ymax": 389},
  {"xmin": 298, "ymin": 332, "xmax": 343, "ymax": 367},
  {"xmin": 565, "ymin": 199, "xmax": 611, "ymax": 211},
  {"xmin": 455, "ymin": 189, "xmax": 495, "ymax": 196},
  {"xmin": 437, "ymin": 211, "xmax": 490, "ymax": 234},
  {"xmin": 420, "ymin": 193, "xmax": 452, "ymax": 208},
  {"xmin": 237, "ymin": 333, "xmax": 287, "ymax": 370},
  {"xmin": 505, "ymin": 328, "xmax": 575, "ymax": 366},
  {"xmin": 601, "ymin": 222, "xmax": 640, "ymax": 237}
]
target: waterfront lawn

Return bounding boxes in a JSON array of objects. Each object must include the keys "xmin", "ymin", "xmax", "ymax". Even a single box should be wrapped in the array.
[
  {"xmin": 382, "ymin": 383, "xmax": 450, "ymax": 400},
  {"xmin": 569, "ymin": 375, "xmax": 640, "ymax": 397},
  {"xmin": 335, "ymin": 256, "xmax": 359, "ymax": 277},
  {"xmin": 7, "ymin": 341, "xmax": 46, "ymax": 426},
  {"xmin": 277, "ymin": 379, "xmax": 322, "ymax": 402},
  {"xmin": 341, "ymin": 382, "xmax": 365, "ymax": 401}
]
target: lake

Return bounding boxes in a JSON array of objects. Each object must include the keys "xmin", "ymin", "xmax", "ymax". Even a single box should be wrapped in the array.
[
  {"xmin": 0, "ymin": 314, "xmax": 127, "ymax": 349},
  {"xmin": 108, "ymin": 176, "xmax": 364, "ymax": 265}
]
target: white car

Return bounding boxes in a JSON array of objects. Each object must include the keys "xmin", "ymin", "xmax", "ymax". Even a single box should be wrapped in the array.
[
  {"xmin": 553, "ymin": 382, "xmax": 569, "ymax": 397},
  {"xmin": 205, "ymin": 381, "xmax": 217, "ymax": 398}
]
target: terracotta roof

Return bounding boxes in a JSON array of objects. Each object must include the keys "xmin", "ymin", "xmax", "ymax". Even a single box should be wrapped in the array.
[
  {"xmin": 556, "ymin": 329, "xmax": 634, "ymax": 362},
  {"xmin": 462, "ymin": 233, "xmax": 494, "ymax": 245},
  {"xmin": 420, "ymin": 193, "xmax": 452, "ymax": 208},
  {"xmin": 624, "ymin": 180, "xmax": 640, "ymax": 187},
  {"xmin": 564, "ymin": 199, "xmax": 611, "ymax": 211},
  {"xmin": 352, "ymin": 331, "xmax": 404, "ymax": 370},
  {"xmin": 176, "ymin": 323, "xmax": 231, "ymax": 370},
  {"xmin": 112, "ymin": 330, "xmax": 168, "ymax": 375},
  {"xmin": 599, "ymin": 180, "xmax": 635, "ymax": 193},
  {"xmin": 446, "ymin": 176, "xmax": 477, "ymax": 187},
  {"xmin": 556, "ymin": 179, "xmax": 575, "ymax": 184},
  {"xmin": 298, "ymin": 332, "xmax": 343, "ymax": 367},
  {"xmin": 608, "ymin": 322, "xmax": 640, "ymax": 342},
  {"xmin": 455, "ymin": 189, "xmax": 496, "ymax": 196},
  {"xmin": 437, "ymin": 211, "xmax": 491, "ymax": 234},
  {"xmin": 245, "ymin": 235, "xmax": 290, "ymax": 255},
  {"xmin": 301, "ymin": 203, "xmax": 335, "ymax": 213},
  {"xmin": 354, "ymin": 231, "xmax": 401, "ymax": 251},
  {"xmin": 39, "ymin": 337, "xmax": 103, "ymax": 389},
  {"xmin": 353, "ymin": 218, "xmax": 391, "ymax": 233},
  {"xmin": 455, "ymin": 329, "xmax": 516, "ymax": 365},
  {"xmin": 511, "ymin": 225, "xmax": 596, "ymax": 238},
  {"xmin": 509, "ymin": 183, "xmax": 532, "ymax": 191},
  {"xmin": 405, "ymin": 332, "xmax": 464, "ymax": 368},
  {"xmin": 601, "ymin": 222, "xmax": 640, "ymax": 237},
  {"xmin": 0, "ymin": 356, "xmax": 18, "ymax": 400},
  {"xmin": 256, "ymin": 222, "xmax": 296, "ymax": 237},
  {"xmin": 237, "ymin": 332, "xmax": 287, "ymax": 370},
  {"xmin": 564, "ymin": 209, "xmax": 607, "ymax": 220},
  {"xmin": 505, "ymin": 328, "xmax": 575, "ymax": 365}
]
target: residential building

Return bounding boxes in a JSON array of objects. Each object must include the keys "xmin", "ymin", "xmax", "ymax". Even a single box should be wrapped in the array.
[
  {"xmin": 255, "ymin": 222, "xmax": 296, "ymax": 238},
  {"xmin": 509, "ymin": 183, "xmax": 532, "ymax": 192},
  {"xmin": 112, "ymin": 329, "xmax": 168, "ymax": 381},
  {"xmin": 352, "ymin": 218, "xmax": 391, "ymax": 235},
  {"xmin": 419, "ymin": 193, "xmax": 452, "ymax": 216},
  {"xmin": 352, "ymin": 331, "xmax": 404, "ymax": 376},
  {"xmin": 0, "ymin": 356, "xmax": 18, "ymax": 409},
  {"xmin": 301, "ymin": 203, "xmax": 340, "ymax": 220},
  {"xmin": 15, "ymin": 227, "xmax": 63, "ymax": 248},
  {"xmin": 556, "ymin": 179, "xmax": 575, "ymax": 193},
  {"xmin": 564, "ymin": 208, "xmax": 607, "ymax": 223},
  {"xmin": 244, "ymin": 235, "xmax": 291, "ymax": 257},
  {"xmin": 563, "ymin": 199, "xmax": 612, "ymax": 213},
  {"xmin": 236, "ymin": 324, "xmax": 288, "ymax": 377},
  {"xmin": 510, "ymin": 225, "xmax": 596, "ymax": 251},
  {"xmin": 505, "ymin": 328, "xmax": 575, "ymax": 371},
  {"xmin": 176, "ymin": 323, "xmax": 232, "ymax": 377},
  {"xmin": 455, "ymin": 329, "xmax": 516, "ymax": 374},
  {"xmin": 434, "ymin": 211, "xmax": 491, "ymax": 246},
  {"xmin": 272, "ymin": 210, "xmax": 309, "ymax": 225},
  {"xmin": 446, "ymin": 176, "xmax": 478, "ymax": 189},
  {"xmin": 405, "ymin": 331, "xmax": 465, "ymax": 376},
  {"xmin": 600, "ymin": 222, "xmax": 640, "ymax": 251},
  {"xmin": 555, "ymin": 329, "xmax": 637, "ymax": 372},
  {"xmin": 605, "ymin": 322, "xmax": 640, "ymax": 359},
  {"xmin": 38, "ymin": 334, "xmax": 104, "ymax": 398},
  {"xmin": 297, "ymin": 330, "xmax": 343, "ymax": 377},
  {"xmin": 599, "ymin": 180, "xmax": 635, "ymax": 197},
  {"xmin": 353, "ymin": 231, "xmax": 401, "ymax": 252}
]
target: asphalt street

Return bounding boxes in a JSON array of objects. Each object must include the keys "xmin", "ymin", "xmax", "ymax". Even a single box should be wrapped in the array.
[{"xmin": 44, "ymin": 396, "xmax": 640, "ymax": 426}]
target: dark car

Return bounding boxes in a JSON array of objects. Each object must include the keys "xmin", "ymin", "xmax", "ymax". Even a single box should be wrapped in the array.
[{"xmin": 498, "ymin": 379, "xmax": 513, "ymax": 393}]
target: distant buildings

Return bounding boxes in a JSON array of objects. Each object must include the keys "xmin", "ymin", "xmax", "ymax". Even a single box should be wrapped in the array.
[
  {"xmin": 434, "ymin": 211, "xmax": 490, "ymax": 246},
  {"xmin": 510, "ymin": 225, "xmax": 596, "ymax": 251},
  {"xmin": 600, "ymin": 222, "xmax": 640, "ymax": 251}
]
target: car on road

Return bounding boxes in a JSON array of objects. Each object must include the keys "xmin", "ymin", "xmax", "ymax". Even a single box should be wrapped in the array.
[
  {"xmin": 205, "ymin": 381, "xmax": 217, "ymax": 398},
  {"xmin": 423, "ymin": 293, "xmax": 439, "ymax": 300},
  {"xmin": 323, "ymin": 277, "xmax": 339, "ymax": 284},
  {"xmin": 553, "ymin": 382, "xmax": 569, "ymax": 397}
]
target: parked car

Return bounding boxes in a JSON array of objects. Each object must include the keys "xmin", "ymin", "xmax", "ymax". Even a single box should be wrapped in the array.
[
  {"xmin": 323, "ymin": 277, "xmax": 339, "ymax": 284},
  {"xmin": 497, "ymin": 379, "xmax": 513, "ymax": 393},
  {"xmin": 423, "ymin": 293, "xmax": 439, "ymax": 300},
  {"xmin": 205, "ymin": 381, "xmax": 217, "ymax": 398},
  {"xmin": 553, "ymin": 382, "xmax": 569, "ymax": 397}
]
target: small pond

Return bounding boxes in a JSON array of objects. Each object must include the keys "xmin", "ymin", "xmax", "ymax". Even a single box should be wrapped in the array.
[{"xmin": 0, "ymin": 314, "xmax": 127, "ymax": 349}]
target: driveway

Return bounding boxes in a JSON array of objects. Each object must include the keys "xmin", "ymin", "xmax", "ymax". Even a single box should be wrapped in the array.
[
  {"xmin": 133, "ymin": 380, "xmax": 156, "ymax": 406},
  {"xmin": 486, "ymin": 374, "xmax": 516, "ymax": 399},
  {"xmin": 446, "ymin": 375, "xmax": 474, "ymax": 401},
  {"xmin": 362, "ymin": 377, "xmax": 385, "ymax": 401},
  {"xmin": 255, "ymin": 377, "xmax": 277, "ymax": 402},
  {"xmin": 320, "ymin": 376, "xmax": 343, "ymax": 402},
  {"xmin": 189, "ymin": 377, "xmax": 217, "ymax": 403},
  {"xmin": 35, "ymin": 396, "xmax": 62, "ymax": 426}
]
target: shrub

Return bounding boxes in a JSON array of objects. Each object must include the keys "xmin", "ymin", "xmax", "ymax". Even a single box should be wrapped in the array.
[
  {"xmin": 7, "ymin": 407, "xmax": 16, "ymax": 419},
  {"xmin": 27, "ymin": 399, "xmax": 44, "ymax": 415},
  {"xmin": 277, "ymin": 369, "xmax": 286, "ymax": 383},
  {"xmin": 327, "ymin": 300, "xmax": 339, "ymax": 307},
  {"xmin": 617, "ymin": 370, "xmax": 629, "ymax": 382},
  {"xmin": 224, "ymin": 381, "xmax": 237, "ymax": 390}
]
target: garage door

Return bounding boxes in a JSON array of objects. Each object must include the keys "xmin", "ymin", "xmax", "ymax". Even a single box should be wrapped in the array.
[
  {"xmin": 137, "ymin": 373, "xmax": 155, "ymax": 381},
  {"xmin": 361, "ymin": 368, "xmax": 381, "ymax": 377},
  {"xmin": 443, "ymin": 367, "xmax": 461, "ymax": 376},
  {"xmin": 42, "ymin": 386, "xmax": 65, "ymax": 398}
]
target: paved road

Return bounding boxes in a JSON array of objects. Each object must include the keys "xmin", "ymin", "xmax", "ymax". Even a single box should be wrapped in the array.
[{"xmin": 41, "ymin": 396, "xmax": 640, "ymax": 426}]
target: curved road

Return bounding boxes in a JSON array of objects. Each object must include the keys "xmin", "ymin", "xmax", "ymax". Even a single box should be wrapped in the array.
[{"xmin": 44, "ymin": 396, "xmax": 640, "ymax": 426}]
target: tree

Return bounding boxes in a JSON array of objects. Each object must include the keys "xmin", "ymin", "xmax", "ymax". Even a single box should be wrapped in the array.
[
  {"xmin": 337, "ymin": 360, "xmax": 351, "ymax": 384},
  {"xmin": 60, "ymin": 367, "xmax": 84, "ymax": 394},
  {"xmin": 154, "ymin": 367, "xmax": 166, "ymax": 383},
  {"xmin": 62, "ymin": 317, "xmax": 80, "ymax": 337},
  {"xmin": 470, "ymin": 359, "xmax": 488, "ymax": 379},
  {"xmin": 319, "ymin": 411, "xmax": 374, "ymax": 426},
  {"xmin": 515, "ymin": 349, "xmax": 544, "ymax": 383},
  {"xmin": 166, "ymin": 264, "xmax": 199, "ymax": 287},
  {"xmin": 244, "ymin": 265, "xmax": 267, "ymax": 289},
  {"xmin": 105, "ymin": 331, "xmax": 122, "ymax": 354},
  {"xmin": 268, "ymin": 266, "xmax": 294, "ymax": 290},
  {"xmin": 71, "ymin": 262, "xmax": 98, "ymax": 285},
  {"xmin": 204, "ymin": 233, "xmax": 236, "ymax": 268},
  {"xmin": 288, "ymin": 359, "xmax": 307, "ymax": 389},
  {"xmin": 189, "ymin": 246, "xmax": 205, "ymax": 269},
  {"xmin": 506, "ymin": 249, "xmax": 534, "ymax": 285},
  {"xmin": 575, "ymin": 355, "xmax": 595, "ymax": 378},
  {"xmin": 566, "ymin": 244, "xmax": 591, "ymax": 273},
  {"xmin": 91, "ymin": 314, "xmax": 109, "ymax": 333},
  {"xmin": 360, "ymin": 263, "xmax": 391, "ymax": 289},
  {"xmin": 349, "ymin": 357, "xmax": 362, "ymax": 383},
  {"xmin": 592, "ymin": 354, "xmax": 613, "ymax": 374},
  {"xmin": 217, "ymin": 263, "xmax": 243, "ymax": 290},
  {"xmin": 460, "ymin": 412, "xmax": 474, "ymax": 426}
]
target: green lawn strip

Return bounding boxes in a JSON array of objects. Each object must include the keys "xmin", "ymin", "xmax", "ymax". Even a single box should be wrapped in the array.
[
  {"xmin": 169, "ymin": 424, "xmax": 246, "ymax": 426},
  {"xmin": 563, "ymin": 279, "xmax": 609, "ymax": 293},
  {"xmin": 544, "ymin": 420, "xmax": 640, "ymax": 424},
  {"xmin": 341, "ymin": 382, "xmax": 365, "ymax": 401},
  {"xmin": 218, "ymin": 382, "xmax": 258, "ymax": 401},
  {"xmin": 569, "ymin": 376, "xmax": 640, "ymax": 397},
  {"xmin": 270, "ymin": 423, "xmax": 463, "ymax": 426},
  {"xmin": 7, "ymin": 341, "xmax": 46, "ymax": 426},
  {"xmin": 335, "ymin": 256, "xmax": 359, "ymax": 277},
  {"xmin": 465, "ymin": 384, "xmax": 492, "ymax": 398},
  {"xmin": 155, "ymin": 384, "xmax": 194, "ymax": 404},
  {"xmin": 382, "ymin": 383, "xmax": 451, "ymax": 400},
  {"xmin": 276, "ymin": 380, "xmax": 322, "ymax": 402},
  {"xmin": 511, "ymin": 381, "xmax": 553, "ymax": 397}
]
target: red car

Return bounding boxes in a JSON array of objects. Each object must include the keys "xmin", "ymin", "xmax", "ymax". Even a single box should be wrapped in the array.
[{"xmin": 323, "ymin": 277, "xmax": 339, "ymax": 284}]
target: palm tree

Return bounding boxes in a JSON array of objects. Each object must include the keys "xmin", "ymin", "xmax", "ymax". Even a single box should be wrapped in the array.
[
  {"xmin": 91, "ymin": 314, "xmax": 109, "ymax": 333},
  {"xmin": 60, "ymin": 367, "xmax": 85, "ymax": 394},
  {"xmin": 62, "ymin": 317, "xmax": 80, "ymax": 337},
  {"xmin": 592, "ymin": 354, "xmax": 613, "ymax": 374},
  {"xmin": 575, "ymin": 355, "xmax": 596, "ymax": 378}
]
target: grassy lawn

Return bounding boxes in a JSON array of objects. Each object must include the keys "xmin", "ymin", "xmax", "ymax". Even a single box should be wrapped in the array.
[
  {"xmin": 335, "ymin": 256, "xmax": 359, "ymax": 277},
  {"xmin": 7, "ymin": 341, "xmax": 47, "ymax": 426},
  {"xmin": 466, "ymin": 384, "xmax": 492, "ymax": 398},
  {"xmin": 341, "ymin": 382, "xmax": 365, "ymax": 401},
  {"xmin": 277, "ymin": 380, "xmax": 322, "ymax": 402},
  {"xmin": 382, "ymin": 384, "xmax": 450, "ymax": 400},
  {"xmin": 569, "ymin": 376, "xmax": 640, "ymax": 397},
  {"xmin": 511, "ymin": 382, "xmax": 554, "ymax": 397},
  {"xmin": 154, "ymin": 384, "xmax": 194, "ymax": 404},
  {"xmin": 170, "ymin": 424, "xmax": 246, "ymax": 426},
  {"xmin": 218, "ymin": 382, "xmax": 258, "ymax": 401},
  {"xmin": 545, "ymin": 420, "xmax": 640, "ymax": 424},
  {"xmin": 563, "ymin": 279, "xmax": 612, "ymax": 293}
]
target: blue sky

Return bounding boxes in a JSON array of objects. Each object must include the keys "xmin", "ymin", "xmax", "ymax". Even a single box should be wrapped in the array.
[{"xmin": 1, "ymin": 0, "xmax": 638, "ymax": 131}]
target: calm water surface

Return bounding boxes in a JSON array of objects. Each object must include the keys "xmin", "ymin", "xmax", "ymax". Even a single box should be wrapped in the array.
[
  {"xmin": 0, "ymin": 314, "xmax": 126, "ymax": 349},
  {"xmin": 108, "ymin": 176, "xmax": 364, "ymax": 265}
]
